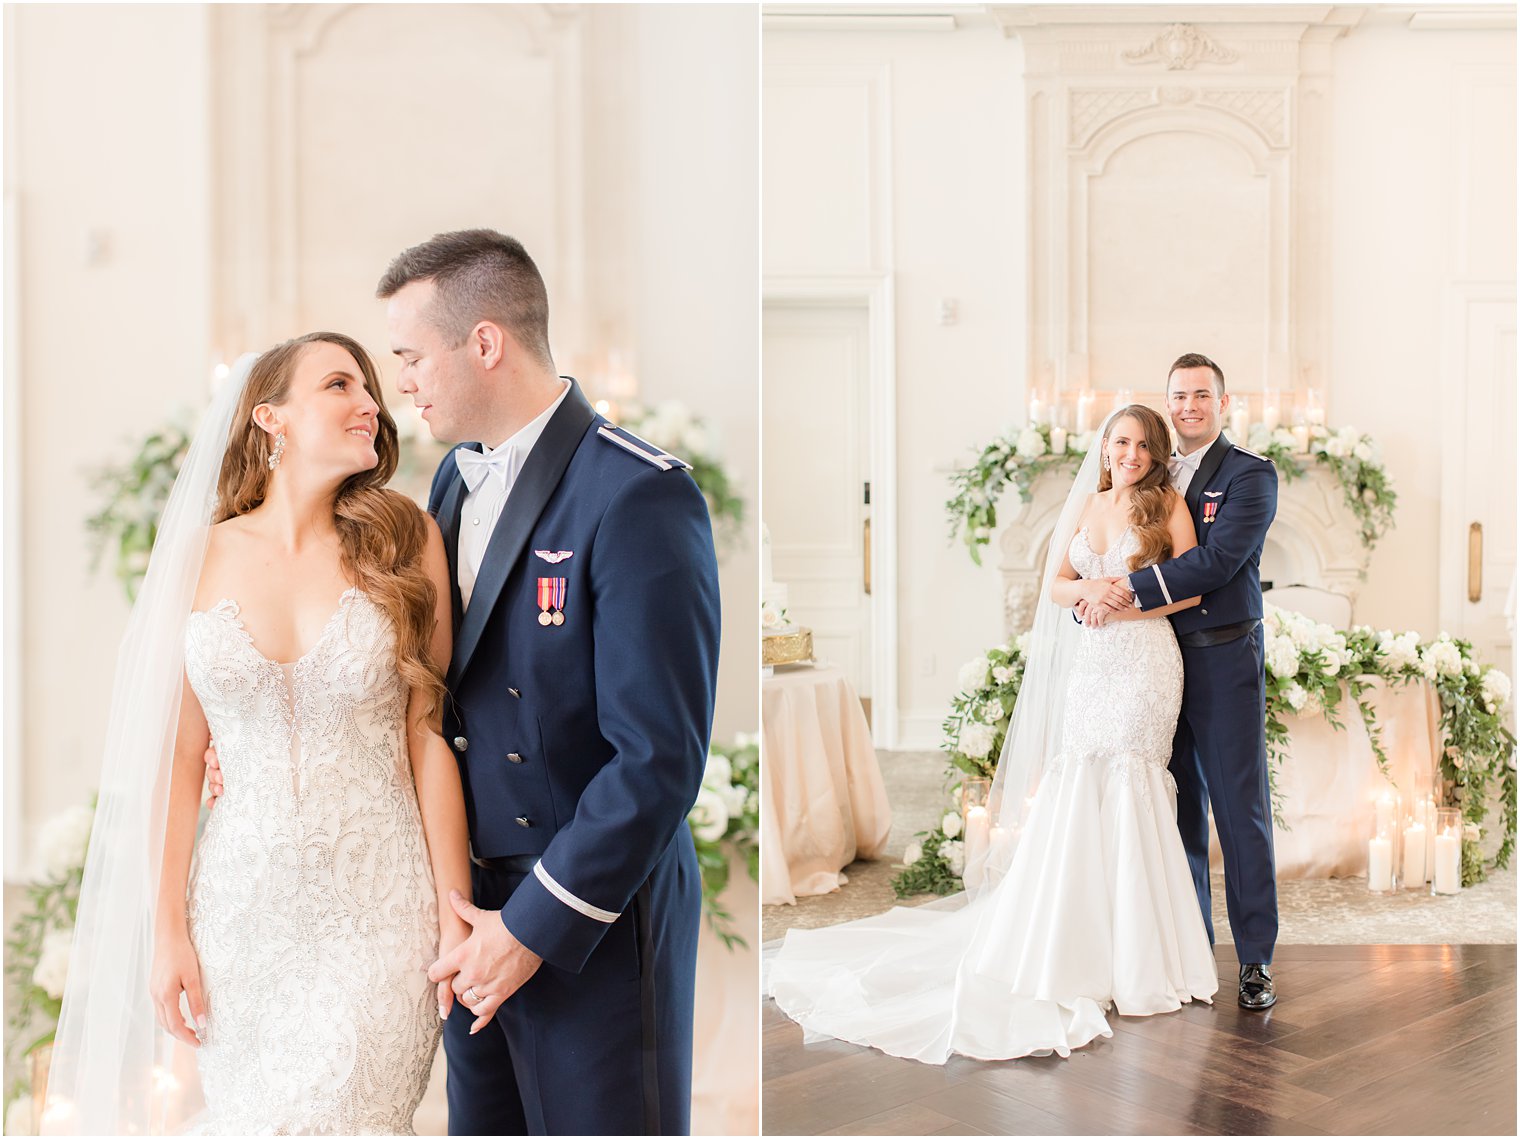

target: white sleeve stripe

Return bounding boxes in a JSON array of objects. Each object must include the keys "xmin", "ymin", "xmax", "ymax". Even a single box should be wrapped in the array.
[
  {"xmin": 1152, "ymin": 564, "xmax": 1174, "ymax": 606},
  {"xmin": 533, "ymin": 862, "xmax": 619, "ymax": 923}
]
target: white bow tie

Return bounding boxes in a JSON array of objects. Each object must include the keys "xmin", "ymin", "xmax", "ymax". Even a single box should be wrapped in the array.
[{"xmin": 455, "ymin": 446, "xmax": 515, "ymax": 494}]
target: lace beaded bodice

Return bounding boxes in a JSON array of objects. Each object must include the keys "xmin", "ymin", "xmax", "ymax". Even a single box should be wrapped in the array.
[
  {"xmin": 1057, "ymin": 527, "xmax": 1184, "ymax": 794},
  {"xmin": 182, "ymin": 588, "xmax": 440, "ymax": 1135}
]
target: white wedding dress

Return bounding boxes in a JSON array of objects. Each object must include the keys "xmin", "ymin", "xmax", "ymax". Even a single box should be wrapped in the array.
[
  {"xmin": 181, "ymin": 587, "xmax": 441, "ymax": 1134},
  {"xmin": 769, "ymin": 528, "xmax": 1217, "ymax": 1064}
]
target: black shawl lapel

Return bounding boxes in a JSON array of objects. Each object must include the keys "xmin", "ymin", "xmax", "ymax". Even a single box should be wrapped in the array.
[
  {"xmin": 1187, "ymin": 433, "xmax": 1234, "ymax": 515},
  {"xmin": 435, "ymin": 446, "xmax": 475, "ymax": 635},
  {"xmin": 447, "ymin": 380, "xmax": 597, "ymax": 689}
]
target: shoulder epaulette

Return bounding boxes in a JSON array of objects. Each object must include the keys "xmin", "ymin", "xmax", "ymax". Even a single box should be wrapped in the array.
[
  {"xmin": 596, "ymin": 424, "xmax": 692, "ymax": 471},
  {"xmin": 1235, "ymin": 445, "xmax": 1272, "ymax": 463}
]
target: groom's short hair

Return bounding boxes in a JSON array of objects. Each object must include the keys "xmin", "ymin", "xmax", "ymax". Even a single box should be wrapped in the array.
[
  {"xmin": 377, "ymin": 229, "xmax": 554, "ymax": 368},
  {"xmin": 1168, "ymin": 352, "xmax": 1226, "ymax": 395}
]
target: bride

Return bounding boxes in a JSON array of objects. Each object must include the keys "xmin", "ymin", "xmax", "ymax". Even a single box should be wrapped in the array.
[
  {"xmin": 44, "ymin": 333, "xmax": 469, "ymax": 1134},
  {"xmin": 769, "ymin": 405, "xmax": 1218, "ymax": 1064}
]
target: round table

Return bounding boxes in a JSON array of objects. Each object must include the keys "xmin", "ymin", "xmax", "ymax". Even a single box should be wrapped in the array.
[{"xmin": 761, "ymin": 663, "xmax": 892, "ymax": 905}]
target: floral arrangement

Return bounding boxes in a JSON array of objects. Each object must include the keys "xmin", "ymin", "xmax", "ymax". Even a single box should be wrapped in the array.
[
  {"xmin": 4, "ymin": 803, "xmax": 94, "ymax": 1132},
  {"xmin": 620, "ymin": 400, "xmax": 746, "ymax": 551},
  {"xmin": 85, "ymin": 421, "xmax": 193, "ymax": 600},
  {"xmin": 686, "ymin": 734, "xmax": 760, "ymax": 949},
  {"xmin": 946, "ymin": 419, "xmax": 1396, "ymax": 565},
  {"xmin": 893, "ymin": 611, "xmax": 1514, "ymax": 895}
]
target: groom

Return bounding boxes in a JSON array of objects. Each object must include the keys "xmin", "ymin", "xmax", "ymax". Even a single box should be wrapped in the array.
[
  {"xmin": 382, "ymin": 229, "xmax": 720, "ymax": 1133},
  {"xmin": 1087, "ymin": 353, "xmax": 1280, "ymax": 1010}
]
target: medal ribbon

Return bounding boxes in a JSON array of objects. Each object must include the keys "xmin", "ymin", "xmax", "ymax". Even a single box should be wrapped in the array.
[
  {"xmin": 537, "ymin": 577, "xmax": 554, "ymax": 612},
  {"xmin": 551, "ymin": 578, "xmax": 567, "ymax": 611}
]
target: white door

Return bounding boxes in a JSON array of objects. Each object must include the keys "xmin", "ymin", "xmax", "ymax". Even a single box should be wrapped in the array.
[{"xmin": 762, "ymin": 302, "xmax": 872, "ymax": 698}]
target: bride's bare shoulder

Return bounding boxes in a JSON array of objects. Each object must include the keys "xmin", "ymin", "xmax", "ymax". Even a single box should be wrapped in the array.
[{"xmin": 195, "ymin": 516, "xmax": 257, "ymax": 608}]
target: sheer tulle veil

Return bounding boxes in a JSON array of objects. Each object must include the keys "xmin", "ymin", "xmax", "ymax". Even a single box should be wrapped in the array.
[
  {"xmin": 962, "ymin": 411, "xmax": 1114, "ymax": 895},
  {"xmin": 42, "ymin": 354, "xmax": 257, "ymax": 1135}
]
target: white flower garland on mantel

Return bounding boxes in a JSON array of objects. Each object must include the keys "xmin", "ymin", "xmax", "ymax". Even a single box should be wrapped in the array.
[{"xmin": 947, "ymin": 421, "xmax": 1397, "ymax": 566}]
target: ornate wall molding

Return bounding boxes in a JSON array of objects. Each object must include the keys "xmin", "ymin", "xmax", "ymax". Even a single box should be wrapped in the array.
[{"xmin": 993, "ymin": 5, "xmax": 1358, "ymax": 405}]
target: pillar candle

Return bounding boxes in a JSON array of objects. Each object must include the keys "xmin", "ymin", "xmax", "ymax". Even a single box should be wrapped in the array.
[
  {"xmin": 964, "ymin": 805, "xmax": 990, "ymax": 888},
  {"xmin": 1075, "ymin": 393, "xmax": 1094, "ymax": 434},
  {"xmin": 1402, "ymin": 822, "xmax": 1426, "ymax": 888},
  {"xmin": 1291, "ymin": 425, "xmax": 1311, "ymax": 454},
  {"xmin": 1262, "ymin": 404, "xmax": 1282, "ymax": 432},
  {"xmin": 1028, "ymin": 395, "xmax": 1044, "ymax": 426},
  {"xmin": 1229, "ymin": 406, "xmax": 1249, "ymax": 439},
  {"xmin": 1423, "ymin": 799, "xmax": 1437, "ymax": 882},
  {"xmin": 1433, "ymin": 832, "xmax": 1461, "ymax": 894},
  {"xmin": 1367, "ymin": 836, "xmax": 1394, "ymax": 892},
  {"xmin": 1375, "ymin": 793, "xmax": 1396, "ymax": 835},
  {"xmin": 1050, "ymin": 426, "xmax": 1068, "ymax": 455}
]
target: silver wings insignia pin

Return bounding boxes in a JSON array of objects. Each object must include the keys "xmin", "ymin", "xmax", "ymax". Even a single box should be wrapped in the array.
[{"xmin": 534, "ymin": 550, "xmax": 574, "ymax": 564}]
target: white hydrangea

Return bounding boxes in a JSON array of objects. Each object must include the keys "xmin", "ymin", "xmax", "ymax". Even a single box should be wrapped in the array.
[
  {"xmin": 942, "ymin": 839, "xmax": 966, "ymax": 878},
  {"xmin": 902, "ymin": 840, "xmax": 923, "ymax": 867},
  {"xmin": 33, "ymin": 929, "xmax": 71, "ymax": 1000},
  {"xmin": 1015, "ymin": 428, "xmax": 1047, "ymax": 460},
  {"xmin": 1283, "ymin": 682, "xmax": 1308, "ymax": 712},
  {"xmin": 1323, "ymin": 434, "xmax": 1350, "ymax": 459},
  {"xmin": 991, "ymin": 665, "xmax": 1016, "ymax": 685},
  {"xmin": 941, "ymin": 811, "xmax": 963, "ymax": 839},
  {"xmin": 1481, "ymin": 669, "xmax": 1512, "ymax": 714},
  {"xmin": 720, "ymin": 782, "xmax": 748, "ymax": 817},
  {"xmin": 957, "ymin": 721, "xmax": 997, "ymax": 759},
  {"xmin": 745, "ymin": 788, "xmax": 760, "ymax": 816},
  {"xmin": 1378, "ymin": 630, "xmax": 1422, "ymax": 673},
  {"xmin": 1420, "ymin": 638, "xmax": 1464, "ymax": 679},
  {"xmin": 1266, "ymin": 637, "xmax": 1300, "ymax": 680},
  {"xmin": 36, "ymin": 804, "xmax": 93, "ymax": 883},
  {"xmin": 1353, "ymin": 442, "xmax": 1373, "ymax": 463},
  {"xmin": 957, "ymin": 655, "xmax": 991, "ymax": 693},
  {"xmin": 980, "ymin": 701, "xmax": 1003, "ymax": 724},
  {"xmin": 687, "ymin": 787, "xmax": 730, "ymax": 843},
  {"xmin": 733, "ymin": 731, "xmax": 760, "ymax": 749},
  {"xmin": 1271, "ymin": 428, "xmax": 1297, "ymax": 450},
  {"xmin": 1015, "ymin": 632, "xmax": 1033, "ymax": 657}
]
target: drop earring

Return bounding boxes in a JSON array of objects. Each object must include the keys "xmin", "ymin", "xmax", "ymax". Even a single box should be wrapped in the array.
[
  {"xmin": 268, "ymin": 432, "xmax": 286, "ymax": 471},
  {"xmin": 1102, "ymin": 454, "xmax": 1111, "ymax": 471}
]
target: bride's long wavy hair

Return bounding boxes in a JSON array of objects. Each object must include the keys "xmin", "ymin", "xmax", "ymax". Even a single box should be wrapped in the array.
[
  {"xmin": 213, "ymin": 331, "xmax": 446, "ymax": 725},
  {"xmin": 1096, "ymin": 404, "xmax": 1177, "ymax": 573}
]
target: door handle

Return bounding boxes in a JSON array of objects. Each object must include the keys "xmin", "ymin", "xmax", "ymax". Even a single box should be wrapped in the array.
[
  {"xmin": 863, "ymin": 517, "xmax": 872, "ymax": 596},
  {"xmin": 1468, "ymin": 522, "xmax": 1482, "ymax": 603}
]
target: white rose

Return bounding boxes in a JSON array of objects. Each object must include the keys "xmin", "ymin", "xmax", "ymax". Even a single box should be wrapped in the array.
[
  {"xmin": 36, "ymin": 804, "xmax": 93, "ymax": 883},
  {"xmin": 1283, "ymin": 682, "xmax": 1308, "ymax": 712},
  {"xmin": 6, "ymin": 1095, "xmax": 33, "ymax": 1137},
  {"xmin": 902, "ymin": 840, "xmax": 923, "ymax": 867},
  {"xmin": 957, "ymin": 722, "xmax": 997, "ymax": 760},
  {"xmin": 1015, "ymin": 428, "xmax": 1046, "ymax": 460},
  {"xmin": 942, "ymin": 839, "xmax": 966, "ymax": 878},
  {"xmin": 687, "ymin": 787, "xmax": 730, "ymax": 843},
  {"xmin": 702, "ymin": 753, "xmax": 733, "ymax": 791},
  {"xmin": 1352, "ymin": 442, "xmax": 1371, "ymax": 462},
  {"xmin": 991, "ymin": 665, "xmax": 1015, "ymax": 684},
  {"xmin": 1464, "ymin": 822, "xmax": 1482, "ymax": 843},
  {"xmin": 1324, "ymin": 435, "xmax": 1349, "ymax": 459},
  {"xmin": 33, "ymin": 929, "xmax": 72, "ymax": 1000},
  {"xmin": 1320, "ymin": 650, "xmax": 1342, "ymax": 676},
  {"xmin": 760, "ymin": 602, "xmax": 782, "ymax": 629},
  {"xmin": 720, "ymin": 782, "xmax": 748, "ymax": 817},
  {"xmin": 957, "ymin": 656, "xmax": 991, "ymax": 693},
  {"xmin": 942, "ymin": 811, "xmax": 963, "ymax": 839},
  {"xmin": 1481, "ymin": 669, "xmax": 1511, "ymax": 713},
  {"xmin": 980, "ymin": 701, "xmax": 1003, "ymax": 724}
]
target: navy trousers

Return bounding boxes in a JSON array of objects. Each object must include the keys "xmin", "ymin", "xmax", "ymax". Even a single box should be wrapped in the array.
[
  {"xmin": 1171, "ymin": 623, "xmax": 1279, "ymax": 965},
  {"xmin": 443, "ymin": 852, "xmax": 699, "ymax": 1136}
]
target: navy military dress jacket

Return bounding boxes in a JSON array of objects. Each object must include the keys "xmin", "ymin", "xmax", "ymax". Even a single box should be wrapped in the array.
[
  {"xmin": 1128, "ymin": 434, "xmax": 1277, "ymax": 629},
  {"xmin": 426, "ymin": 380, "xmax": 721, "ymax": 974}
]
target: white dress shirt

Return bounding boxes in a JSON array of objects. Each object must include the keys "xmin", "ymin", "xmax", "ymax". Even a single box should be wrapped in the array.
[
  {"xmin": 458, "ymin": 379, "xmax": 571, "ymax": 609},
  {"xmin": 1168, "ymin": 436, "xmax": 1215, "ymax": 497}
]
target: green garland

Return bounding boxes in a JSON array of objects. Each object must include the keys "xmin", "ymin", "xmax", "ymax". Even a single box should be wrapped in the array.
[
  {"xmin": 948, "ymin": 420, "xmax": 1397, "ymax": 565},
  {"xmin": 893, "ymin": 614, "xmax": 1515, "ymax": 896}
]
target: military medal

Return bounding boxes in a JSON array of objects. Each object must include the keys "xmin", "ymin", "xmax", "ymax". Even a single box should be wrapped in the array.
[
  {"xmin": 537, "ymin": 577, "xmax": 567, "ymax": 626},
  {"xmin": 1203, "ymin": 501, "xmax": 1219, "ymax": 524}
]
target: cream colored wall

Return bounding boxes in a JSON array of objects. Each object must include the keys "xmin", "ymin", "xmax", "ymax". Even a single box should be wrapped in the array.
[
  {"xmin": 764, "ymin": 19, "xmax": 1029, "ymax": 746},
  {"xmin": 6, "ymin": 4, "xmax": 759, "ymax": 863},
  {"xmin": 1327, "ymin": 19, "xmax": 1516, "ymax": 638},
  {"xmin": 8, "ymin": 3, "xmax": 213, "ymax": 860},
  {"xmin": 763, "ymin": 13, "xmax": 1516, "ymax": 749}
]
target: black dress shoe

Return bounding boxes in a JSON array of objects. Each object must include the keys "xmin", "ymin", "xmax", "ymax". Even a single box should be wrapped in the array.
[{"xmin": 1238, "ymin": 962, "xmax": 1276, "ymax": 1009}]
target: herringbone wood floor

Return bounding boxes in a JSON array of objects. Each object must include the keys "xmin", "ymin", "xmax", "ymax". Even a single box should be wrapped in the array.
[{"xmin": 761, "ymin": 944, "xmax": 1516, "ymax": 1135}]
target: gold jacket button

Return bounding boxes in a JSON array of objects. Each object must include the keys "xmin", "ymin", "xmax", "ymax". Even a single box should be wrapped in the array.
[
  {"xmin": 515, "ymin": 816, "xmax": 532, "ymax": 828},
  {"xmin": 507, "ymin": 752, "xmax": 524, "ymax": 764},
  {"xmin": 453, "ymin": 736, "xmax": 469, "ymax": 752}
]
